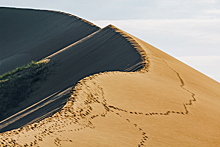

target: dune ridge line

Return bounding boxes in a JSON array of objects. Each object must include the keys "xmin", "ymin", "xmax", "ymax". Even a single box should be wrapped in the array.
[
  {"xmin": 106, "ymin": 24, "xmax": 149, "ymax": 72},
  {"xmin": 45, "ymin": 30, "xmax": 102, "ymax": 60},
  {"xmin": 0, "ymin": 7, "xmax": 100, "ymax": 29}
]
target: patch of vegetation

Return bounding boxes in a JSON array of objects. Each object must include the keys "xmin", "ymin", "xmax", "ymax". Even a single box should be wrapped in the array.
[{"xmin": 0, "ymin": 61, "xmax": 48, "ymax": 120}]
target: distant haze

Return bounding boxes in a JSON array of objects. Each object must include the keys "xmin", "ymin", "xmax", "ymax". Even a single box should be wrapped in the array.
[{"xmin": 1, "ymin": 0, "xmax": 220, "ymax": 82}]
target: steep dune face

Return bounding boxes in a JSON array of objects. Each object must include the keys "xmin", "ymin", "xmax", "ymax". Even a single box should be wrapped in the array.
[
  {"xmin": 0, "ymin": 25, "xmax": 144, "ymax": 132},
  {"xmin": 0, "ymin": 7, "xmax": 99, "ymax": 75}
]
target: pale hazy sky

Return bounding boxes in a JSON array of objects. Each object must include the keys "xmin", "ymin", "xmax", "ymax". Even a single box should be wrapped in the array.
[{"xmin": 1, "ymin": 0, "xmax": 220, "ymax": 82}]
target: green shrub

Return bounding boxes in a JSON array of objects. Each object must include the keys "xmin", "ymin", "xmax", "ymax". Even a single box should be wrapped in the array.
[{"xmin": 0, "ymin": 61, "xmax": 48, "ymax": 120}]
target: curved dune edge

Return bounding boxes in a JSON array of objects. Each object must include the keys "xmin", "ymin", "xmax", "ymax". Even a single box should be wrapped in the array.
[
  {"xmin": 45, "ymin": 9, "xmax": 100, "ymax": 28},
  {"xmin": 106, "ymin": 25, "xmax": 149, "ymax": 72},
  {"xmin": 1, "ymin": 24, "xmax": 220, "ymax": 146},
  {"xmin": 0, "ymin": 7, "xmax": 100, "ymax": 29},
  {"xmin": 49, "ymin": 10, "xmax": 100, "ymax": 28},
  {"xmin": 46, "ymin": 9, "xmax": 99, "ymax": 28}
]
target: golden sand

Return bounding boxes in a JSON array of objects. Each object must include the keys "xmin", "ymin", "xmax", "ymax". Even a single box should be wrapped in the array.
[{"xmin": 0, "ymin": 7, "xmax": 220, "ymax": 147}]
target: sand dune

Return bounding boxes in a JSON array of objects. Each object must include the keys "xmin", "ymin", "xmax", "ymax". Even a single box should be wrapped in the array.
[
  {"xmin": 0, "ymin": 7, "xmax": 99, "ymax": 75},
  {"xmin": 0, "ymin": 7, "xmax": 220, "ymax": 147}
]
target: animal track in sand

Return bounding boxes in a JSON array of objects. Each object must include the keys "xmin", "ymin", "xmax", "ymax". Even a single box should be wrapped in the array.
[
  {"xmin": 113, "ymin": 113, "xmax": 148, "ymax": 147},
  {"xmin": 108, "ymin": 104, "xmax": 186, "ymax": 116}
]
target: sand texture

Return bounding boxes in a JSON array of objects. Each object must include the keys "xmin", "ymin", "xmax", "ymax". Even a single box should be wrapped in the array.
[{"xmin": 0, "ymin": 7, "xmax": 220, "ymax": 147}]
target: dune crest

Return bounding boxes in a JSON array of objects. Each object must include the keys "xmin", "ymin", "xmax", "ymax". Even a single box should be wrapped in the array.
[
  {"xmin": 0, "ymin": 7, "xmax": 220, "ymax": 147},
  {"xmin": 105, "ymin": 25, "xmax": 149, "ymax": 72}
]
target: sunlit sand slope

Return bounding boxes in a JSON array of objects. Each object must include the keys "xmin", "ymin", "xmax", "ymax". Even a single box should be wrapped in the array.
[
  {"xmin": 92, "ymin": 35, "xmax": 220, "ymax": 147},
  {"xmin": 1, "ymin": 24, "xmax": 219, "ymax": 147},
  {"xmin": 0, "ymin": 7, "xmax": 99, "ymax": 75},
  {"xmin": 0, "ymin": 25, "xmax": 144, "ymax": 132}
]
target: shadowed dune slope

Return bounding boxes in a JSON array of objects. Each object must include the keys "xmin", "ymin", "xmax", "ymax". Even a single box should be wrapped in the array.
[
  {"xmin": 0, "ymin": 25, "xmax": 145, "ymax": 132},
  {"xmin": 0, "ymin": 7, "xmax": 100, "ymax": 75}
]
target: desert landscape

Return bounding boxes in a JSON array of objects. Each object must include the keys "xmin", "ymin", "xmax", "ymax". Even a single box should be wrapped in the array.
[{"xmin": 0, "ymin": 7, "xmax": 220, "ymax": 147}]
